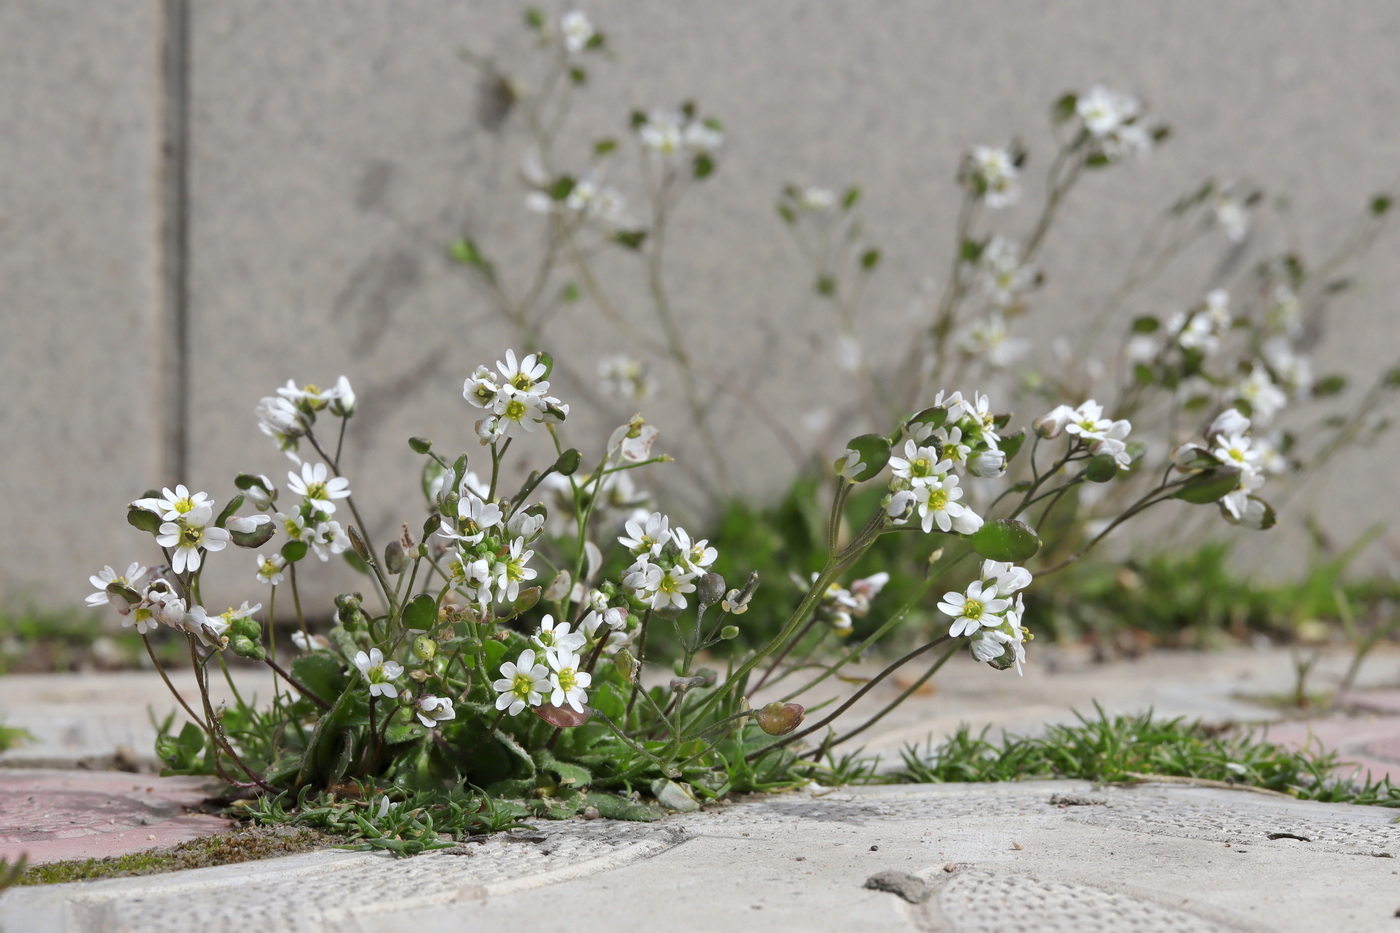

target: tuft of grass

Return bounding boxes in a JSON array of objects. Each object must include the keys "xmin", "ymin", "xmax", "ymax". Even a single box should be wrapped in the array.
[
  {"xmin": 890, "ymin": 705, "xmax": 1400, "ymax": 807},
  {"xmin": 17, "ymin": 825, "xmax": 339, "ymax": 886},
  {"xmin": 0, "ymin": 718, "xmax": 32, "ymax": 753}
]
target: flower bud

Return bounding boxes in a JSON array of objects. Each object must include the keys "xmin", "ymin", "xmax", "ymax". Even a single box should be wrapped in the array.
[
  {"xmin": 612, "ymin": 649, "xmax": 640, "ymax": 683},
  {"xmin": 1033, "ymin": 405, "xmax": 1076, "ymax": 439},
  {"xmin": 755, "ymin": 701, "xmax": 804, "ymax": 736},
  {"xmin": 719, "ymin": 625, "xmax": 740, "ymax": 640},
  {"xmin": 230, "ymin": 635, "xmax": 265, "ymax": 661}
]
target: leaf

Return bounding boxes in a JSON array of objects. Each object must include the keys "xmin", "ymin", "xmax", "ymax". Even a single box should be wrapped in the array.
[
  {"xmin": 842, "ymin": 186, "xmax": 861, "ymax": 209},
  {"xmin": 1371, "ymin": 194, "xmax": 1392, "ymax": 216},
  {"xmin": 1173, "ymin": 468, "xmax": 1242, "ymax": 504},
  {"xmin": 1084, "ymin": 454, "xmax": 1121, "ymax": 483},
  {"xmin": 1313, "ymin": 375, "xmax": 1346, "ymax": 397},
  {"xmin": 860, "ymin": 248, "xmax": 881, "ymax": 271},
  {"xmin": 836, "ymin": 434, "xmax": 891, "ymax": 483},
  {"xmin": 593, "ymin": 138, "xmax": 618, "ymax": 158},
  {"xmin": 693, "ymin": 153, "xmax": 714, "ymax": 179},
  {"xmin": 999, "ymin": 429, "xmax": 1027, "ymax": 463},
  {"xmin": 533, "ymin": 703, "xmax": 593, "ymax": 728},
  {"xmin": 402, "ymin": 593, "xmax": 438, "ymax": 632},
  {"xmin": 582, "ymin": 791, "xmax": 664, "ymax": 822},
  {"xmin": 537, "ymin": 752, "xmax": 592, "ymax": 788},
  {"xmin": 969, "ymin": 519, "xmax": 1042, "ymax": 562},
  {"xmin": 215, "ymin": 494, "xmax": 245, "ymax": 528},
  {"xmin": 614, "ymin": 229, "xmax": 647, "ymax": 250},
  {"xmin": 815, "ymin": 275, "xmax": 836, "ymax": 297},
  {"xmin": 281, "ymin": 540, "xmax": 309, "ymax": 563},
  {"xmin": 127, "ymin": 506, "xmax": 162, "ymax": 535},
  {"xmin": 1131, "ymin": 316, "xmax": 1160, "ymax": 334},
  {"xmin": 1052, "ymin": 92, "xmax": 1077, "ymax": 123},
  {"xmin": 290, "ymin": 653, "xmax": 348, "ymax": 704},
  {"xmin": 449, "ymin": 238, "xmax": 496, "ymax": 284}
]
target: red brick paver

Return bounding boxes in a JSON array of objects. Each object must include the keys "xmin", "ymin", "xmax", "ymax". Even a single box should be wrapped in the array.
[{"xmin": 0, "ymin": 770, "xmax": 230, "ymax": 865}]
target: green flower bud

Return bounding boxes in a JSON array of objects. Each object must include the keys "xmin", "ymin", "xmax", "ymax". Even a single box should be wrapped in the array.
[{"xmin": 412, "ymin": 636, "xmax": 437, "ymax": 661}]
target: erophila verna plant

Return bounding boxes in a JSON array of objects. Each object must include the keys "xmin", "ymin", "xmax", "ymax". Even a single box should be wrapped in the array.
[
  {"xmin": 88, "ymin": 334, "xmax": 1281, "ymax": 841},
  {"xmin": 451, "ymin": 7, "xmax": 1396, "ymax": 573}
]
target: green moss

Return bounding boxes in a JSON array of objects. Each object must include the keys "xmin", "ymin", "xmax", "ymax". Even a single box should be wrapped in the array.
[{"xmin": 17, "ymin": 825, "xmax": 342, "ymax": 886}]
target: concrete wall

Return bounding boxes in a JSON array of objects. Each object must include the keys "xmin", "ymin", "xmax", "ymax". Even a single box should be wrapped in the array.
[{"xmin": 5, "ymin": 1, "xmax": 1399, "ymax": 613}]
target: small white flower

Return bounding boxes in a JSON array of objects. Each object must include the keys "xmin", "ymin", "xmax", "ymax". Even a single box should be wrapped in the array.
[
  {"xmin": 255, "ymin": 552, "xmax": 287, "ymax": 586},
  {"xmin": 87, "ymin": 562, "xmax": 148, "ymax": 608},
  {"xmin": 353, "ymin": 647, "xmax": 403, "ymax": 699},
  {"xmin": 327, "ymin": 375, "xmax": 356, "ymax": 417},
  {"xmin": 493, "ymin": 649, "xmax": 551, "ymax": 716},
  {"xmin": 559, "ymin": 9, "xmax": 595, "ymax": 52},
  {"xmin": 938, "ymin": 580, "xmax": 1010, "ymax": 638},
  {"xmin": 598, "ymin": 355, "xmax": 650, "ymax": 401},
  {"xmin": 291, "ymin": 631, "xmax": 328, "ymax": 652},
  {"xmin": 967, "ymin": 145, "xmax": 1021, "ymax": 208},
  {"xmin": 619, "ymin": 511, "xmax": 670, "ymax": 557},
  {"xmin": 131, "ymin": 485, "xmax": 212, "ymax": 522},
  {"xmin": 288, "ymin": 462, "xmax": 351, "ymax": 516},
  {"xmin": 547, "ymin": 650, "xmax": 593, "ymax": 713},
  {"xmin": 415, "ymin": 695, "xmax": 456, "ymax": 728},
  {"xmin": 156, "ymin": 503, "xmax": 231, "ymax": 574},
  {"xmin": 531, "ymin": 614, "xmax": 587, "ymax": 660}
]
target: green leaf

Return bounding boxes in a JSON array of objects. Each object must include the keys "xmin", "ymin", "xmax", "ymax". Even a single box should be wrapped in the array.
[
  {"xmin": 693, "ymin": 153, "xmax": 714, "ymax": 179},
  {"xmin": 969, "ymin": 519, "xmax": 1041, "ymax": 562},
  {"xmin": 582, "ymin": 791, "xmax": 664, "ymax": 821},
  {"xmin": 999, "ymin": 429, "xmax": 1027, "ymax": 463},
  {"xmin": 1084, "ymin": 454, "xmax": 1120, "ymax": 483},
  {"xmin": 548, "ymin": 176, "xmax": 577, "ymax": 201},
  {"xmin": 408, "ymin": 436, "xmax": 432, "ymax": 454},
  {"xmin": 776, "ymin": 202, "xmax": 796, "ymax": 225},
  {"xmin": 959, "ymin": 238, "xmax": 985, "ymax": 264},
  {"xmin": 281, "ymin": 540, "xmax": 309, "ymax": 563},
  {"xmin": 215, "ymin": 494, "xmax": 245, "ymax": 528},
  {"xmin": 127, "ymin": 505, "xmax": 162, "ymax": 535},
  {"xmin": 568, "ymin": 66, "xmax": 587, "ymax": 86},
  {"xmin": 1371, "ymin": 194, "xmax": 1393, "ymax": 216},
  {"xmin": 1131, "ymin": 316, "xmax": 1160, "ymax": 334},
  {"xmin": 1313, "ymin": 375, "xmax": 1346, "ymax": 397},
  {"xmin": 835, "ymin": 434, "xmax": 891, "ymax": 483},
  {"xmin": 559, "ymin": 281, "xmax": 581, "ymax": 303},
  {"xmin": 815, "ymin": 275, "xmax": 836, "ymax": 297},
  {"xmin": 290, "ymin": 653, "xmax": 349, "ymax": 704},
  {"xmin": 860, "ymin": 248, "xmax": 881, "ymax": 271},
  {"xmin": 523, "ymin": 7, "xmax": 545, "ymax": 30},
  {"xmin": 1052, "ymin": 92, "xmax": 1077, "ymax": 123},
  {"xmin": 343, "ymin": 550, "xmax": 371, "ymax": 576},
  {"xmin": 554, "ymin": 448, "xmax": 582, "ymax": 476},
  {"xmin": 593, "ymin": 138, "xmax": 618, "ymax": 158},
  {"xmin": 449, "ymin": 238, "xmax": 497, "ymax": 284},
  {"xmin": 842, "ymin": 186, "xmax": 861, "ymax": 209},
  {"xmin": 614, "ymin": 229, "xmax": 647, "ymax": 250},
  {"xmin": 402, "ymin": 593, "xmax": 438, "ymax": 632},
  {"xmin": 1173, "ymin": 468, "xmax": 1242, "ymax": 504}
]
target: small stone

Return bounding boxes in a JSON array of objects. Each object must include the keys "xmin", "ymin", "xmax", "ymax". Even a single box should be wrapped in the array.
[{"xmin": 864, "ymin": 871, "xmax": 933, "ymax": 905}]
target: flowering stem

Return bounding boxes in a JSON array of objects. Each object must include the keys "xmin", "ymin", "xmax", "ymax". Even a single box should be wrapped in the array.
[
  {"xmin": 142, "ymin": 634, "xmax": 206, "ymax": 733},
  {"xmin": 625, "ymin": 607, "xmax": 656, "ymax": 720},
  {"xmin": 823, "ymin": 640, "xmax": 960, "ymax": 753},
  {"xmin": 747, "ymin": 634, "xmax": 953, "ymax": 762},
  {"xmin": 188, "ymin": 637, "xmax": 273, "ymax": 792}
]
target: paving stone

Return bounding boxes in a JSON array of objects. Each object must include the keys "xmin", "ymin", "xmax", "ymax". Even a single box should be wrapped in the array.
[
  {"xmin": 4, "ymin": 782, "xmax": 1397, "ymax": 932},
  {"xmin": 1263, "ymin": 717, "xmax": 1400, "ymax": 783},
  {"xmin": 0, "ymin": 770, "xmax": 229, "ymax": 866}
]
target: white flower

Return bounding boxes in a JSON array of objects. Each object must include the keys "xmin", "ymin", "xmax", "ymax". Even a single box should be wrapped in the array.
[
  {"xmin": 531, "ymin": 614, "xmax": 587, "ymax": 660},
  {"xmin": 493, "ymin": 649, "xmax": 551, "ymax": 716},
  {"xmin": 977, "ymin": 237, "xmax": 1037, "ymax": 308},
  {"xmin": 547, "ymin": 650, "xmax": 593, "ymax": 712},
  {"xmin": 327, "ymin": 375, "xmax": 356, "ymax": 417},
  {"xmin": 131, "ymin": 485, "xmax": 212, "ymax": 522},
  {"xmin": 87, "ymin": 562, "xmax": 148, "ymax": 608},
  {"xmin": 255, "ymin": 553, "xmax": 287, "ymax": 587},
  {"xmin": 156, "ymin": 503, "xmax": 230, "ymax": 574},
  {"xmin": 1234, "ymin": 365, "xmax": 1287, "ymax": 424},
  {"xmin": 980, "ymin": 560, "xmax": 1032, "ymax": 595},
  {"xmin": 288, "ymin": 462, "xmax": 351, "ymax": 516},
  {"xmin": 255, "ymin": 395, "xmax": 307, "ymax": 461},
  {"xmin": 958, "ymin": 313, "xmax": 1027, "ymax": 368},
  {"xmin": 638, "ymin": 109, "xmax": 684, "ymax": 156},
  {"xmin": 1207, "ymin": 408, "xmax": 1251, "ymax": 442},
  {"xmin": 938, "ymin": 580, "xmax": 1011, "ymax": 638},
  {"xmin": 492, "ymin": 539, "xmax": 537, "ymax": 603},
  {"xmin": 1211, "ymin": 432, "xmax": 1261, "ymax": 474},
  {"xmin": 181, "ymin": 605, "xmax": 228, "ymax": 648},
  {"xmin": 1213, "ymin": 192, "xmax": 1249, "ymax": 242},
  {"xmin": 415, "ymin": 695, "xmax": 456, "ymax": 728},
  {"xmin": 907, "ymin": 478, "xmax": 984, "ymax": 535},
  {"xmin": 453, "ymin": 492, "xmax": 503, "ymax": 545},
  {"xmin": 888, "ymin": 440, "xmax": 952, "ymax": 486},
  {"xmin": 796, "ymin": 187, "xmax": 835, "ymax": 211},
  {"xmin": 620, "ymin": 511, "xmax": 670, "ymax": 557},
  {"xmin": 608, "ymin": 416, "xmax": 660, "ymax": 462},
  {"xmin": 968, "ymin": 145, "xmax": 1020, "ymax": 208},
  {"xmin": 1034, "ymin": 404, "xmax": 1077, "ymax": 439},
  {"xmin": 598, "ymin": 355, "xmax": 650, "ymax": 401},
  {"xmin": 353, "ymin": 648, "xmax": 403, "ymax": 699},
  {"xmin": 307, "ymin": 520, "xmax": 350, "ymax": 562},
  {"xmin": 559, "ymin": 9, "xmax": 595, "ymax": 52},
  {"xmin": 683, "ymin": 120, "xmax": 723, "ymax": 155},
  {"xmin": 1077, "ymin": 84, "xmax": 1141, "ymax": 137},
  {"xmin": 291, "ymin": 631, "xmax": 328, "ymax": 652}
]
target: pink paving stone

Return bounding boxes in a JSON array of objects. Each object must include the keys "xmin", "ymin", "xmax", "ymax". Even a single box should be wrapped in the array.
[
  {"xmin": 1263, "ymin": 717, "xmax": 1400, "ymax": 782},
  {"xmin": 1336, "ymin": 689, "xmax": 1400, "ymax": 716},
  {"xmin": 0, "ymin": 769, "xmax": 231, "ymax": 865}
]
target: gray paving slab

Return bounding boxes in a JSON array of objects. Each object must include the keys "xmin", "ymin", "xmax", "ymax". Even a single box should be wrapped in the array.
[{"xmin": 3, "ymin": 781, "xmax": 1397, "ymax": 932}]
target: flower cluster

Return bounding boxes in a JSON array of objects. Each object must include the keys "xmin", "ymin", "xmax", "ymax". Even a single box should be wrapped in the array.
[
  {"xmin": 802, "ymin": 571, "xmax": 889, "ymax": 637},
  {"xmin": 618, "ymin": 511, "xmax": 718, "ymax": 611},
  {"xmin": 255, "ymin": 377, "xmax": 356, "ymax": 463},
  {"xmin": 464, "ymin": 350, "xmax": 569, "ymax": 442},
  {"xmin": 1172, "ymin": 408, "xmax": 1280, "ymax": 529},
  {"xmin": 939, "ymin": 560, "xmax": 1033, "ymax": 674},
  {"xmin": 962, "ymin": 145, "xmax": 1022, "ymax": 209},
  {"xmin": 1069, "ymin": 84, "xmax": 1155, "ymax": 161},
  {"xmin": 1035, "ymin": 399, "xmax": 1135, "ymax": 469},
  {"xmin": 634, "ymin": 104, "xmax": 723, "ymax": 164},
  {"xmin": 882, "ymin": 391, "xmax": 1009, "ymax": 535}
]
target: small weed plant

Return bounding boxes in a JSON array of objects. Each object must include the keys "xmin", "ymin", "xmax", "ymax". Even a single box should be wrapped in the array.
[{"xmin": 79, "ymin": 8, "xmax": 1398, "ymax": 846}]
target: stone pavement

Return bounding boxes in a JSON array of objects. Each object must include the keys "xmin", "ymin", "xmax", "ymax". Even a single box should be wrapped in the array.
[{"xmin": 1, "ymin": 645, "xmax": 1398, "ymax": 931}]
